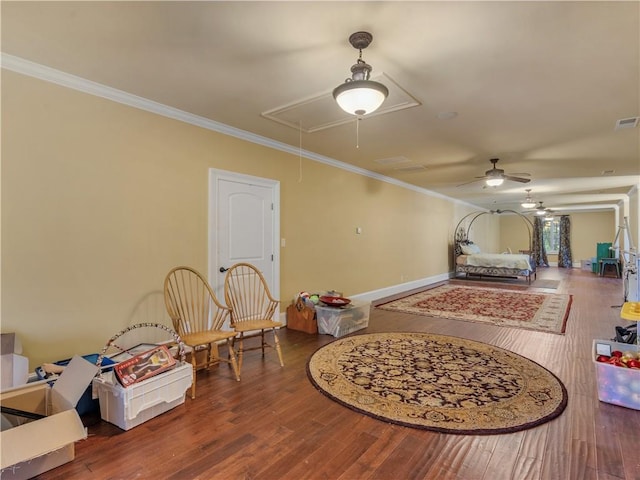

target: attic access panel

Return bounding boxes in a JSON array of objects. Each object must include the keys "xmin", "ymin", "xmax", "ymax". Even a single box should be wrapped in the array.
[{"xmin": 261, "ymin": 73, "xmax": 420, "ymax": 133}]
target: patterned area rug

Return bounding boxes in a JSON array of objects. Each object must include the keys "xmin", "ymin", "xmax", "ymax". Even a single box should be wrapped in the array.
[
  {"xmin": 307, "ymin": 332, "xmax": 568, "ymax": 434},
  {"xmin": 452, "ymin": 277, "xmax": 561, "ymax": 290},
  {"xmin": 377, "ymin": 284, "xmax": 572, "ymax": 334}
]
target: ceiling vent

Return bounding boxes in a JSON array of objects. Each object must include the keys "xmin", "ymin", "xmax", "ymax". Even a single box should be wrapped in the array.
[
  {"xmin": 393, "ymin": 164, "xmax": 427, "ymax": 173},
  {"xmin": 374, "ymin": 156, "xmax": 411, "ymax": 166},
  {"xmin": 615, "ymin": 117, "xmax": 639, "ymax": 130}
]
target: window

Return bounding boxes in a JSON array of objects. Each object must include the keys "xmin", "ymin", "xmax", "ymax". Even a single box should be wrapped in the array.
[{"xmin": 543, "ymin": 218, "xmax": 560, "ymax": 254}]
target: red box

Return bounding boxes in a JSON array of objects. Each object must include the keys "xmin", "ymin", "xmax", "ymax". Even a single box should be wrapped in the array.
[{"xmin": 114, "ymin": 345, "xmax": 176, "ymax": 387}]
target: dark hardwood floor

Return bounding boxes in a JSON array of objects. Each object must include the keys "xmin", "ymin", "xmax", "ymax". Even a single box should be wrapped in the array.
[{"xmin": 36, "ymin": 267, "xmax": 640, "ymax": 480}]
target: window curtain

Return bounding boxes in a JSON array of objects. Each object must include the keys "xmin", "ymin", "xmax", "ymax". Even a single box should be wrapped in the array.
[
  {"xmin": 532, "ymin": 216, "xmax": 549, "ymax": 267},
  {"xmin": 558, "ymin": 215, "xmax": 573, "ymax": 268}
]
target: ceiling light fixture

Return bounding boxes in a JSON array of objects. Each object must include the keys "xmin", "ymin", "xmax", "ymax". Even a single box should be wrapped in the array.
[
  {"xmin": 521, "ymin": 189, "xmax": 536, "ymax": 209},
  {"xmin": 485, "ymin": 177, "xmax": 504, "ymax": 187},
  {"xmin": 333, "ymin": 32, "xmax": 389, "ymax": 116}
]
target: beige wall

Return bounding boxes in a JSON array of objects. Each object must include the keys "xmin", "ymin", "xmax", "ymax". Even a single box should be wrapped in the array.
[
  {"xmin": 2, "ymin": 71, "xmax": 488, "ymax": 368},
  {"xmin": 571, "ymin": 211, "xmax": 616, "ymax": 263},
  {"xmin": 499, "ymin": 211, "xmax": 616, "ymax": 266},
  {"xmin": 497, "ymin": 214, "xmax": 533, "ymax": 254}
]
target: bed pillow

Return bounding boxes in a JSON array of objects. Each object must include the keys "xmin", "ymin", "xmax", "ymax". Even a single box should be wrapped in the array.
[{"xmin": 461, "ymin": 243, "xmax": 482, "ymax": 255}]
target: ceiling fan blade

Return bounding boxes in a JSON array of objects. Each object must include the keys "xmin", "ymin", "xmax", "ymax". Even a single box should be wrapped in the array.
[
  {"xmin": 456, "ymin": 178, "xmax": 484, "ymax": 187},
  {"xmin": 503, "ymin": 175, "xmax": 531, "ymax": 183}
]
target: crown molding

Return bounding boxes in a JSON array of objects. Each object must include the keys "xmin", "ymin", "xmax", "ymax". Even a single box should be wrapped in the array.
[{"xmin": 1, "ymin": 53, "xmax": 476, "ymax": 209}]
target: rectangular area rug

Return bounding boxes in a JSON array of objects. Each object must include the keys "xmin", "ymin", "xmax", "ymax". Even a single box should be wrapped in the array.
[
  {"xmin": 451, "ymin": 277, "xmax": 561, "ymax": 290},
  {"xmin": 377, "ymin": 284, "xmax": 572, "ymax": 334}
]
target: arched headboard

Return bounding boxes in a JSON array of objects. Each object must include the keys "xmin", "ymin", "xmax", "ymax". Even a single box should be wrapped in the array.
[{"xmin": 453, "ymin": 209, "xmax": 535, "ymax": 282}]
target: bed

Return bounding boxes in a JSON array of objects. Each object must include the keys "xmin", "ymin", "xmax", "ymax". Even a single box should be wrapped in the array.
[{"xmin": 453, "ymin": 210, "xmax": 537, "ymax": 283}]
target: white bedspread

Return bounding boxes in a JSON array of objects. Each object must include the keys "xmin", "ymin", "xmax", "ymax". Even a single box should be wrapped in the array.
[{"xmin": 461, "ymin": 253, "xmax": 532, "ymax": 270}]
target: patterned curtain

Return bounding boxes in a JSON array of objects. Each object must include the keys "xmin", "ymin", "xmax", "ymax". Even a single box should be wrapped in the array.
[
  {"xmin": 558, "ymin": 215, "xmax": 573, "ymax": 268},
  {"xmin": 532, "ymin": 216, "xmax": 549, "ymax": 267}
]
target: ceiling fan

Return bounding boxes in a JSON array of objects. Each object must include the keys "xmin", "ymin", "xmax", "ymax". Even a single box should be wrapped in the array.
[
  {"xmin": 458, "ymin": 158, "xmax": 531, "ymax": 187},
  {"xmin": 524, "ymin": 201, "xmax": 553, "ymax": 216}
]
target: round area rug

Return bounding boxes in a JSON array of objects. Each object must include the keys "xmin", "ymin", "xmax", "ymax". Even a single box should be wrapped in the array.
[{"xmin": 307, "ymin": 332, "xmax": 567, "ymax": 434}]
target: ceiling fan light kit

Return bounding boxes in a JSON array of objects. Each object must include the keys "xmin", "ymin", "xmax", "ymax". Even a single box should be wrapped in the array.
[
  {"xmin": 533, "ymin": 201, "xmax": 551, "ymax": 215},
  {"xmin": 333, "ymin": 32, "xmax": 389, "ymax": 116},
  {"xmin": 521, "ymin": 189, "xmax": 536, "ymax": 209},
  {"xmin": 458, "ymin": 158, "xmax": 531, "ymax": 188}
]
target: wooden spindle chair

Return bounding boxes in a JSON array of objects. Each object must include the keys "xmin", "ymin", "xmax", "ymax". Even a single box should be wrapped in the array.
[
  {"xmin": 223, "ymin": 263, "xmax": 284, "ymax": 374},
  {"xmin": 164, "ymin": 266, "xmax": 240, "ymax": 399}
]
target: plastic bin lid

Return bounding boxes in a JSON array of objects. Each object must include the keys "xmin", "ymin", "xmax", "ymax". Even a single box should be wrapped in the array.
[{"xmin": 621, "ymin": 302, "xmax": 640, "ymax": 321}]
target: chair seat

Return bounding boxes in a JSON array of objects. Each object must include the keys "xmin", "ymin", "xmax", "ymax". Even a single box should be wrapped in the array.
[
  {"xmin": 233, "ymin": 319, "xmax": 283, "ymax": 333},
  {"xmin": 181, "ymin": 330, "xmax": 237, "ymax": 347}
]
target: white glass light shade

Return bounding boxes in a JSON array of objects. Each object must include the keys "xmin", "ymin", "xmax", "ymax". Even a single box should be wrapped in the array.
[
  {"xmin": 521, "ymin": 201, "xmax": 536, "ymax": 209},
  {"xmin": 333, "ymin": 80, "xmax": 388, "ymax": 116},
  {"xmin": 485, "ymin": 178, "xmax": 504, "ymax": 187},
  {"xmin": 536, "ymin": 209, "xmax": 546, "ymax": 215}
]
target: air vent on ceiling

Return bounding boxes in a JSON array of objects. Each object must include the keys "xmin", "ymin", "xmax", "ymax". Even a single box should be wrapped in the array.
[
  {"xmin": 374, "ymin": 156, "xmax": 411, "ymax": 166},
  {"xmin": 615, "ymin": 117, "xmax": 639, "ymax": 130},
  {"xmin": 393, "ymin": 165, "xmax": 427, "ymax": 173},
  {"xmin": 601, "ymin": 170, "xmax": 615, "ymax": 175}
]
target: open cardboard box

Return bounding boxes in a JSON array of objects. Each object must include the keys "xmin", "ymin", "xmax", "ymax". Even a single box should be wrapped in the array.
[
  {"xmin": 1, "ymin": 355, "xmax": 99, "ymax": 480},
  {"xmin": 1, "ymin": 334, "xmax": 29, "ymax": 390}
]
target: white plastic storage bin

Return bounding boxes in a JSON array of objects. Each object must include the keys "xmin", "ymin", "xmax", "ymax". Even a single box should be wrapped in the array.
[
  {"xmin": 92, "ymin": 362, "xmax": 192, "ymax": 430},
  {"xmin": 316, "ymin": 300, "xmax": 371, "ymax": 337},
  {"xmin": 593, "ymin": 339, "xmax": 640, "ymax": 410}
]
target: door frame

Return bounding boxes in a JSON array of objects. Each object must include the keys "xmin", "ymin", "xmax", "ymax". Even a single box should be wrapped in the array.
[{"xmin": 208, "ymin": 168, "xmax": 280, "ymax": 300}]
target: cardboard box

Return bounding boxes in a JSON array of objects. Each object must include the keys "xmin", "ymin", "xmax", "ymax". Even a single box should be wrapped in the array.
[
  {"xmin": 35, "ymin": 354, "xmax": 116, "ymax": 416},
  {"xmin": 1, "ymin": 356, "xmax": 99, "ymax": 480},
  {"xmin": 316, "ymin": 300, "xmax": 371, "ymax": 338},
  {"xmin": 1, "ymin": 334, "xmax": 29, "ymax": 391},
  {"xmin": 93, "ymin": 362, "xmax": 191, "ymax": 430},
  {"xmin": 593, "ymin": 339, "xmax": 640, "ymax": 410}
]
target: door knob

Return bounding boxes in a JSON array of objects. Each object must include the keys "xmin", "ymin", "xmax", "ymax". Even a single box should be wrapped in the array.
[{"xmin": 219, "ymin": 266, "xmax": 229, "ymax": 273}]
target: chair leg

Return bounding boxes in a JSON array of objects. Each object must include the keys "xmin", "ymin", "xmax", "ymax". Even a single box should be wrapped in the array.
[
  {"xmin": 205, "ymin": 344, "xmax": 212, "ymax": 370},
  {"xmin": 272, "ymin": 328, "xmax": 284, "ymax": 367},
  {"xmin": 226, "ymin": 338, "xmax": 241, "ymax": 381},
  {"xmin": 261, "ymin": 330, "xmax": 266, "ymax": 357},
  {"xmin": 237, "ymin": 333, "xmax": 244, "ymax": 374},
  {"xmin": 206, "ymin": 342, "xmax": 221, "ymax": 370},
  {"xmin": 212, "ymin": 343, "xmax": 219, "ymax": 365}
]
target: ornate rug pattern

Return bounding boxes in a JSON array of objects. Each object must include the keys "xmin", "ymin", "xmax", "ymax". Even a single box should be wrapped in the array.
[
  {"xmin": 307, "ymin": 333, "xmax": 568, "ymax": 434},
  {"xmin": 451, "ymin": 277, "xmax": 561, "ymax": 290},
  {"xmin": 377, "ymin": 284, "xmax": 572, "ymax": 334}
]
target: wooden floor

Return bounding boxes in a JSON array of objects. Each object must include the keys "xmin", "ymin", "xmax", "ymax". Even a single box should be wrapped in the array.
[{"xmin": 37, "ymin": 268, "xmax": 640, "ymax": 480}]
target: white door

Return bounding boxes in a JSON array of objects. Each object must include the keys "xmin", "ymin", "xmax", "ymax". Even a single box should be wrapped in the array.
[{"xmin": 208, "ymin": 169, "xmax": 280, "ymax": 310}]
